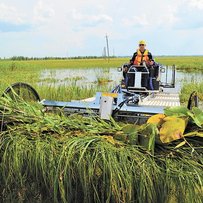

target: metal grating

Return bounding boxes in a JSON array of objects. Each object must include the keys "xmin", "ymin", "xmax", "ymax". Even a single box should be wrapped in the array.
[{"xmin": 139, "ymin": 92, "xmax": 180, "ymax": 107}]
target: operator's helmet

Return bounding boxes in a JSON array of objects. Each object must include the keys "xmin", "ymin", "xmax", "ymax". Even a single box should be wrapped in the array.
[{"xmin": 139, "ymin": 40, "xmax": 146, "ymax": 45}]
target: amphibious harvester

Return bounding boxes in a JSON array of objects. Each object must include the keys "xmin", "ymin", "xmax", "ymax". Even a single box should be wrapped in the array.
[{"xmin": 4, "ymin": 62, "xmax": 195, "ymax": 123}]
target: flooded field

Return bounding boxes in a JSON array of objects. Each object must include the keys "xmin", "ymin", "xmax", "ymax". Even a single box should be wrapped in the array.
[
  {"xmin": 39, "ymin": 66, "xmax": 203, "ymax": 92},
  {"xmin": 39, "ymin": 67, "xmax": 122, "ymax": 89}
]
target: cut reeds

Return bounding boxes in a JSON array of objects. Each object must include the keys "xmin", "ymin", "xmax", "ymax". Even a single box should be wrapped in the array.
[{"xmin": 0, "ymin": 97, "xmax": 202, "ymax": 203}]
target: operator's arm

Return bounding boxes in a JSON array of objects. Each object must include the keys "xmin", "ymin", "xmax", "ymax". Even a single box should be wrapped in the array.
[
  {"xmin": 148, "ymin": 52, "xmax": 154, "ymax": 61},
  {"xmin": 148, "ymin": 52, "xmax": 154, "ymax": 65},
  {"xmin": 130, "ymin": 52, "xmax": 137, "ymax": 65}
]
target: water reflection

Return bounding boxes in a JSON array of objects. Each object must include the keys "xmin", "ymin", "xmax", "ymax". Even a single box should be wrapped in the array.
[
  {"xmin": 39, "ymin": 67, "xmax": 203, "ymax": 92},
  {"xmin": 39, "ymin": 68, "xmax": 123, "ymax": 89}
]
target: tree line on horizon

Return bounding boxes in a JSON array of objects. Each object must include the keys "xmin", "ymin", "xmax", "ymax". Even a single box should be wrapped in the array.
[{"xmin": 0, "ymin": 56, "xmax": 117, "ymax": 61}]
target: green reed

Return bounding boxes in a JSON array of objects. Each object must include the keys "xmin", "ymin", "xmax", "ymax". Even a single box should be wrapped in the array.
[
  {"xmin": 180, "ymin": 82, "xmax": 203, "ymax": 103},
  {"xmin": 155, "ymin": 56, "xmax": 203, "ymax": 70},
  {"xmin": 0, "ymin": 97, "xmax": 202, "ymax": 203},
  {"xmin": 1, "ymin": 56, "xmax": 203, "ymax": 102},
  {"xmin": 35, "ymin": 83, "xmax": 110, "ymax": 101}
]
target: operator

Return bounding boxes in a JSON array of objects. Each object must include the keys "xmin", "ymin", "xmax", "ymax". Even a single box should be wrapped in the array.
[
  {"xmin": 123, "ymin": 40, "xmax": 158, "ymax": 89},
  {"xmin": 130, "ymin": 40, "xmax": 154, "ymax": 66},
  {"xmin": 123, "ymin": 40, "xmax": 154, "ymax": 79}
]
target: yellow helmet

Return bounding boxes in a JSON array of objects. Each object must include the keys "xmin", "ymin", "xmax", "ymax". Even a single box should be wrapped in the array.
[{"xmin": 139, "ymin": 40, "xmax": 146, "ymax": 45}]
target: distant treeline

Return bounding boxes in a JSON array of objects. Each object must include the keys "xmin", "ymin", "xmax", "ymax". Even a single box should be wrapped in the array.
[
  {"xmin": 0, "ymin": 55, "xmax": 202, "ymax": 61},
  {"xmin": 0, "ymin": 56, "xmax": 117, "ymax": 61}
]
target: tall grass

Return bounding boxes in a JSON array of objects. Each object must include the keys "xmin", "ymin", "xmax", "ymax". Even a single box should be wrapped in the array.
[
  {"xmin": 0, "ymin": 97, "xmax": 202, "ymax": 202},
  {"xmin": 0, "ymin": 58, "xmax": 127, "ymax": 70},
  {"xmin": 180, "ymin": 82, "xmax": 203, "ymax": 103},
  {"xmin": 0, "ymin": 59, "xmax": 123, "ymax": 100},
  {"xmin": 155, "ymin": 56, "xmax": 203, "ymax": 70},
  {"xmin": 35, "ymin": 83, "xmax": 111, "ymax": 101}
]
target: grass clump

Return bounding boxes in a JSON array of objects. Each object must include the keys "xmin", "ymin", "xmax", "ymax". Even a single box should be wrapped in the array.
[
  {"xmin": 0, "ymin": 97, "xmax": 203, "ymax": 202},
  {"xmin": 180, "ymin": 82, "xmax": 203, "ymax": 107},
  {"xmin": 35, "ymin": 84, "xmax": 110, "ymax": 101}
]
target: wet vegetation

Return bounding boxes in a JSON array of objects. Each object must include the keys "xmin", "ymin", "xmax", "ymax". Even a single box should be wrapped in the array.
[
  {"xmin": 0, "ymin": 96, "xmax": 203, "ymax": 203},
  {"xmin": 0, "ymin": 56, "xmax": 203, "ymax": 202},
  {"xmin": 1, "ymin": 56, "xmax": 203, "ymax": 101}
]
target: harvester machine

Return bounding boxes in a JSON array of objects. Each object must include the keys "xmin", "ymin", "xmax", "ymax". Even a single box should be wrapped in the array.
[{"xmin": 3, "ymin": 62, "xmax": 190, "ymax": 123}]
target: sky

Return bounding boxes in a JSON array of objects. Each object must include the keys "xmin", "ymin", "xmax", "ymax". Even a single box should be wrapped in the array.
[{"xmin": 0, "ymin": 0, "xmax": 203, "ymax": 58}]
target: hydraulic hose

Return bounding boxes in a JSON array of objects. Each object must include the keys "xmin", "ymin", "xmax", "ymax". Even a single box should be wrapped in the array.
[{"xmin": 112, "ymin": 95, "xmax": 139, "ymax": 116}]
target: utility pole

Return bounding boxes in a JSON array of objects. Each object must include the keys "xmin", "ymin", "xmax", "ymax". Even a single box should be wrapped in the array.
[
  {"xmin": 103, "ymin": 47, "xmax": 107, "ymax": 59},
  {"xmin": 105, "ymin": 34, "xmax": 110, "ymax": 62}
]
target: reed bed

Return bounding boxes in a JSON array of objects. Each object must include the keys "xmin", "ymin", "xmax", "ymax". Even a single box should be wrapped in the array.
[
  {"xmin": 0, "ymin": 97, "xmax": 202, "ymax": 203},
  {"xmin": 180, "ymin": 82, "xmax": 203, "ymax": 104},
  {"xmin": 155, "ymin": 56, "xmax": 203, "ymax": 70},
  {"xmin": 1, "ymin": 57, "xmax": 203, "ymax": 102},
  {"xmin": 35, "ymin": 83, "xmax": 110, "ymax": 101}
]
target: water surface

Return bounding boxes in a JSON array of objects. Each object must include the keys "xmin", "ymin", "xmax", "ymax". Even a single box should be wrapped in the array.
[{"xmin": 40, "ymin": 67, "xmax": 203, "ymax": 92}]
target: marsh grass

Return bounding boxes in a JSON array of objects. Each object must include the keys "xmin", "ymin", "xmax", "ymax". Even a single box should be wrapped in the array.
[
  {"xmin": 96, "ymin": 77, "xmax": 113, "ymax": 85},
  {"xmin": 0, "ymin": 97, "xmax": 202, "ymax": 203},
  {"xmin": 38, "ymin": 78, "xmax": 60, "ymax": 83},
  {"xmin": 180, "ymin": 82, "xmax": 203, "ymax": 105},
  {"xmin": 35, "ymin": 83, "xmax": 110, "ymax": 101},
  {"xmin": 94, "ymin": 69, "xmax": 113, "ymax": 85},
  {"xmin": 1, "ymin": 57, "xmax": 203, "ymax": 102},
  {"xmin": 64, "ymin": 76, "xmax": 85, "ymax": 81},
  {"xmin": 155, "ymin": 56, "xmax": 203, "ymax": 70},
  {"xmin": 0, "ymin": 59, "xmax": 122, "ymax": 100}
]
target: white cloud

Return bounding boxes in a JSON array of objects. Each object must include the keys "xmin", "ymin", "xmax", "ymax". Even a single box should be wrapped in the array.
[
  {"xmin": 172, "ymin": 0, "xmax": 203, "ymax": 29},
  {"xmin": 0, "ymin": 3, "xmax": 24, "ymax": 24},
  {"xmin": 33, "ymin": 1, "xmax": 55, "ymax": 23},
  {"xmin": 0, "ymin": 0, "xmax": 203, "ymax": 57},
  {"xmin": 71, "ymin": 9, "xmax": 113, "ymax": 29},
  {"xmin": 122, "ymin": 14, "xmax": 149, "ymax": 27},
  {"xmin": 187, "ymin": 0, "xmax": 203, "ymax": 9},
  {"xmin": 121, "ymin": 3, "xmax": 180, "ymax": 30},
  {"xmin": 162, "ymin": 6, "xmax": 179, "ymax": 26}
]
